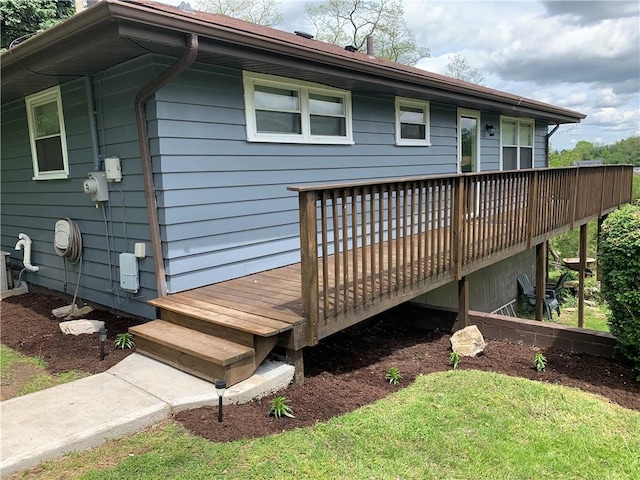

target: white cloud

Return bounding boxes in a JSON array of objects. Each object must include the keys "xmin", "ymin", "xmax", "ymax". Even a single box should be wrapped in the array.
[
  {"xmin": 590, "ymin": 107, "xmax": 640, "ymax": 129},
  {"xmin": 556, "ymin": 92, "xmax": 589, "ymax": 108}
]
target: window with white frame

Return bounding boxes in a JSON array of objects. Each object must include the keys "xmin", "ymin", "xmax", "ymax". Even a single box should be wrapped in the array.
[
  {"xmin": 501, "ymin": 117, "xmax": 534, "ymax": 170},
  {"xmin": 25, "ymin": 86, "xmax": 69, "ymax": 180},
  {"xmin": 243, "ymin": 72, "xmax": 353, "ymax": 144},
  {"xmin": 395, "ymin": 97, "xmax": 430, "ymax": 146}
]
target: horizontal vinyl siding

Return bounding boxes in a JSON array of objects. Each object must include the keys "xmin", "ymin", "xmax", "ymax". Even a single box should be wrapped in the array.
[
  {"xmin": 152, "ymin": 61, "xmax": 461, "ymax": 292},
  {"xmin": 534, "ymin": 121, "xmax": 549, "ymax": 168},
  {"xmin": 0, "ymin": 56, "xmax": 163, "ymax": 318},
  {"xmin": 480, "ymin": 113, "xmax": 501, "ymax": 171}
]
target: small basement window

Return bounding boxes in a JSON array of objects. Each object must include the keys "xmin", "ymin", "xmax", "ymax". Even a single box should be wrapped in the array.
[
  {"xmin": 395, "ymin": 97, "xmax": 430, "ymax": 146},
  {"xmin": 25, "ymin": 86, "xmax": 69, "ymax": 180},
  {"xmin": 243, "ymin": 72, "xmax": 353, "ymax": 144}
]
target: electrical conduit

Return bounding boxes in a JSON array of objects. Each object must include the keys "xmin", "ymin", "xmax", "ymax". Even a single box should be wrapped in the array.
[{"xmin": 134, "ymin": 33, "xmax": 199, "ymax": 297}]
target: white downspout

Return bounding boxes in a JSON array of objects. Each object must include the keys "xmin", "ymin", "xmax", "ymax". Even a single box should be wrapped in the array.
[{"xmin": 14, "ymin": 233, "xmax": 39, "ymax": 272}]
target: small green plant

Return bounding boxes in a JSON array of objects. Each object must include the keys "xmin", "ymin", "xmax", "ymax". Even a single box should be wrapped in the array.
[
  {"xmin": 449, "ymin": 351, "xmax": 461, "ymax": 369},
  {"xmin": 268, "ymin": 396, "xmax": 294, "ymax": 419},
  {"xmin": 114, "ymin": 332, "xmax": 135, "ymax": 349},
  {"xmin": 534, "ymin": 352, "xmax": 547, "ymax": 371},
  {"xmin": 385, "ymin": 367, "xmax": 402, "ymax": 385}
]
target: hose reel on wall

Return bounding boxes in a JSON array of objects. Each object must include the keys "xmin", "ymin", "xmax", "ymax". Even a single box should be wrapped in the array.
[{"xmin": 54, "ymin": 218, "xmax": 83, "ymax": 307}]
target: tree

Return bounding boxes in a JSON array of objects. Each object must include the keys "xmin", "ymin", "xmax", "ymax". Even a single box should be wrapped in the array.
[
  {"xmin": 549, "ymin": 137, "xmax": 640, "ymax": 168},
  {"xmin": 0, "ymin": 0, "xmax": 75, "ymax": 50},
  {"xmin": 305, "ymin": 0, "xmax": 429, "ymax": 66},
  {"xmin": 600, "ymin": 204, "xmax": 640, "ymax": 380},
  {"xmin": 196, "ymin": 0, "xmax": 283, "ymax": 26},
  {"xmin": 443, "ymin": 54, "xmax": 485, "ymax": 85}
]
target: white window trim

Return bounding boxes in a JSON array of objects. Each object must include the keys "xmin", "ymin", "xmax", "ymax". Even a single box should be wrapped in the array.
[
  {"xmin": 395, "ymin": 96, "xmax": 431, "ymax": 146},
  {"xmin": 457, "ymin": 108, "xmax": 481, "ymax": 174},
  {"xmin": 25, "ymin": 86, "xmax": 69, "ymax": 180},
  {"xmin": 242, "ymin": 71, "xmax": 353, "ymax": 145},
  {"xmin": 499, "ymin": 116, "xmax": 535, "ymax": 170}
]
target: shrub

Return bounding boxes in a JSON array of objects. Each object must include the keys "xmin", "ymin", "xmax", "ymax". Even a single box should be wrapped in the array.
[
  {"xmin": 449, "ymin": 351, "xmax": 461, "ymax": 369},
  {"xmin": 599, "ymin": 204, "xmax": 640, "ymax": 379},
  {"xmin": 385, "ymin": 367, "xmax": 402, "ymax": 384},
  {"xmin": 533, "ymin": 352, "xmax": 547, "ymax": 372},
  {"xmin": 114, "ymin": 332, "xmax": 135, "ymax": 349},
  {"xmin": 268, "ymin": 396, "xmax": 294, "ymax": 419}
]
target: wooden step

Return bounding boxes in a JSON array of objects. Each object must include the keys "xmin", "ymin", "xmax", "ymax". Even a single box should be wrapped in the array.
[
  {"xmin": 130, "ymin": 320, "xmax": 256, "ymax": 385},
  {"xmin": 149, "ymin": 295, "xmax": 293, "ymax": 337}
]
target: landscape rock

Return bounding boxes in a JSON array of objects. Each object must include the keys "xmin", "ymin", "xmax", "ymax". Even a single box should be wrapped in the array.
[
  {"xmin": 59, "ymin": 320, "xmax": 105, "ymax": 336},
  {"xmin": 65, "ymin": 305, "xmax": 94, "ymax": 319},
  {"xmin": 51, "ymin": 304, "xmax": 77, "ymax": 318},
  {"xmin": 450, "ymin": 325, "xmax": 486, "ymax": 357}
]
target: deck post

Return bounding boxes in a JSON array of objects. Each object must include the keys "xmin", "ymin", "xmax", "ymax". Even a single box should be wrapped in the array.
[
  {"xmin": 599, "ymin": 165, "xmax": 607, "ymax": 217},
  {"xmin": 578, "ymin": 223, "xmax": 587, "ymax": 328},
  {"xmin": 286, "ymin": 348, "xmax": 305, "ymax": 385},
  {"xmin": 453, "ymin": 176, "xmax": 465, "ymax": 280},
  {"xmin": 457, "ymin": 276, "xmax": 469, "ymax": 328},
  {"xmin": 535, "ymin": 242, "xmax": 546, "ymax": 321},
  {"xmin": 526, "ymin": 171, "xmax": 539, "ymax": 249},
  {"xmin": 570, "ymin": 168, "xmax": 580, "ymax": 229},
  {"xmin": 298, "ymin": 191, "xmax": 320, "ymax": 346}
]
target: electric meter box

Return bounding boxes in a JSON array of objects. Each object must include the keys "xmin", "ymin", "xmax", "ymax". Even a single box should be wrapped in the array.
[
  {"xmin": 83, "ymin": 172, "xmax": 109, "ymax": 202},
  {"xmin": 119, "ymin": 252, "xmax": 139, "ymax": 293}
]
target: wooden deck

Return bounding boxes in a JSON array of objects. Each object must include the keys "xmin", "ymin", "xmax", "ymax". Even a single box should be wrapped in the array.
[{"xmin": 136, "ymin": 165, "xmax": 634, "ymax": 386}]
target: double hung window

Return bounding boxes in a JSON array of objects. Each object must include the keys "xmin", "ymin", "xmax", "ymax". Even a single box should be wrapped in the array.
[
  {"xmin": 395, "ymin": 97, "xmax": 430, "ymax": 146},
  {"xmin": 25, "ymin": 86, "xmax": 69, "ymax": 180},
  {"xmin": 243, "ymin": 72, "xmax": 352, "ymax": 144},
  {"xmin": 501, "ymin": 117, "xmax": 534, "ymax": 170}
]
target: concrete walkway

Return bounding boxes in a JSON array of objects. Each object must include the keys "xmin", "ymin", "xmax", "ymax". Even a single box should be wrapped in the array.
[{"xmin": 0, "ymin": 354, "xmax": 294, "ymax": 477}]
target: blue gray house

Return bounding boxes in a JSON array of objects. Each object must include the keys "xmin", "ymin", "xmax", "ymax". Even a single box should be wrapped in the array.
[{"xmin": 1, "ymin": 0, "xmax": 632, "ymax": 385}]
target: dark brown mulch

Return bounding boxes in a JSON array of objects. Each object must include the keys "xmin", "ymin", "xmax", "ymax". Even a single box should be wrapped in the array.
[
  {"xmin": 1, "ymin": 292, "xmax": 144, "ymax": 374},
  {"xmin": 2, "ymin": 292, "xmax": 639, "ymax": 445}
]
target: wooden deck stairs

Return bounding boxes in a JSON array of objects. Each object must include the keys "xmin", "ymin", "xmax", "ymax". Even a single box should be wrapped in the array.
[{"xmin": 130, "ymin": 292, "xmax": 295, "ymax": 386}]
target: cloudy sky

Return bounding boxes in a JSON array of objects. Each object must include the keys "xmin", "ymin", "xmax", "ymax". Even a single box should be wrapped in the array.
[{"xmin": 164, "ymin": 0, "xmax": 640, "ymax": 151}]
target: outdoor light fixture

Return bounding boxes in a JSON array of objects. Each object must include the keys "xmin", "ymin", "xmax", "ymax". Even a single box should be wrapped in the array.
[
  {"xmin": 98, "ymin": 327, "xmax": 108, "ymax": 361},
  {"xmin": 215, "ymin": 379, "xmax": 227, "ymax": 422},
  {"xmin": 485, "ymin": 124, "xmax": 496, "ymax": 136}
]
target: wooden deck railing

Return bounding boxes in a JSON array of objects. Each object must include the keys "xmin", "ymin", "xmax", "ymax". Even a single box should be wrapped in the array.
[{"xmin": 289, "ymin": 165, "xmax": 634, "ymax": 344}]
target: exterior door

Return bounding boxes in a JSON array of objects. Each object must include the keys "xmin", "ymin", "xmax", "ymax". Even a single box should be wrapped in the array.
[{"xmin": 458, "ymin": 109, "xmax": 481, "ymax": 173}]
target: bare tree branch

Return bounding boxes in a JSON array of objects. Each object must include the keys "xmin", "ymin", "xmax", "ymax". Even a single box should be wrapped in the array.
[
  {"xmin": 305, "ymin": 0, "xmax": 429, "ymax": 66},
  {"xmin": 444, "ymin": 54, "xmax": 486, "ymax": 85},
  {"xmin": 197, "ymin": 0, "xmax": 283, "ymax": 26}
]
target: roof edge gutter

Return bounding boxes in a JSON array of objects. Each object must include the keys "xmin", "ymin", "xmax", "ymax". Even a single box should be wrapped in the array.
[{"xmin": 135, "ymin": 32, "xmax": 199, "ymax": 298}]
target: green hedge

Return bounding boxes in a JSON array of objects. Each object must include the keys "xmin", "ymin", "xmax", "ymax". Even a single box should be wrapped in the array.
[{"xmin": 599, "ymin": 203, "xmax": 640, "ymax": 379}]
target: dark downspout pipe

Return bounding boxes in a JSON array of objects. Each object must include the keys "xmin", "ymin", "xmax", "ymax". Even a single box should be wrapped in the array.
[
  {"xmin": 545, "ymin": 124, "xmax": 560, "ymax": 166},
  {"xmin": 135, "ymin": 33, "xmax": 199, "ymax": 297},
  {"xmin": 84, "ymin": 77, "xmax": 102, "ymax": 171}
]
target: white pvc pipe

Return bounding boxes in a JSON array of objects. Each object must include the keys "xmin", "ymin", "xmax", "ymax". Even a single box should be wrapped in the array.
[{"xmin": 14, "ymin": 233, "xmax": 39, "ymax": 272}]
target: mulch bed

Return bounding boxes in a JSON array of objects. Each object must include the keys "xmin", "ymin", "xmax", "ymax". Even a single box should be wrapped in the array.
[
  {"xmin": 1, "ymin": 292, "xmax": 143, "ymax": 374},
  {"xmin": 2, "ymin": 292, "xmax": 639, "ymax": 445}
]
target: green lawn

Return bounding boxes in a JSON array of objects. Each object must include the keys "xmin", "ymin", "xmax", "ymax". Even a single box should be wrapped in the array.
[
  {"xmin": 17, "ymin": 370, "xmax": 640, "ymax": 480},
  {"xmin": 0, "ymin": 344, "xmax": 88, "ymax": 399}
]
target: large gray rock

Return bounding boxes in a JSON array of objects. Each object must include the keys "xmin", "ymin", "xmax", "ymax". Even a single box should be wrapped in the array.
[
  {"xmin": 450, "ymin": 325, "xmax": 486, "ymax": 357},
  {"xmin": 59, "ymin": 319, "xmax": 105, "ymax": 336}
]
